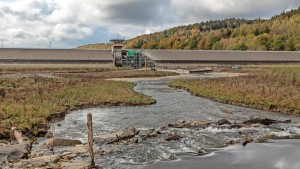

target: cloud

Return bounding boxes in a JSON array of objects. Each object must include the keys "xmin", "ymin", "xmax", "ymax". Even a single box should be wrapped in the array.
[
  {"xmin": 170, "ymin": 0, "xmax": 300, "ymax": 22},
  {"xmin": 99, "ymin": 0, "xmax": 172, "ymax": 26},
  {"xmin": 0, "ymin": 0, "xmax": 299, "ymax": 48}
]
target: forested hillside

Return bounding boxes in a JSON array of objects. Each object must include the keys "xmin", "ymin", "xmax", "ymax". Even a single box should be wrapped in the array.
[
  {"xmin": 77, "ymin": 43, "xmax": 110, "ymax": 50},
  {"xmin": 124, "ymin": 7, "xmax": 300, "ymax": 51}
]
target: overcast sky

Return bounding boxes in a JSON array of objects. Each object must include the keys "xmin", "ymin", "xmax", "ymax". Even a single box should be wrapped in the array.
[{"xmin": 0, "ymin": 0, "xmax": 299, "ymax": 48}]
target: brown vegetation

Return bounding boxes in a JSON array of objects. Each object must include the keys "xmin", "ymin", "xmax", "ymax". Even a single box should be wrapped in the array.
[
  {"xmin": 169, "ymin": 65, "xmax": 300, "ymax": 115},
  {"xmin": 0, "ymin": 67, "xmax": 177, "ymax": 139},
  {"xmin": 0, "ymin": 64, "xmax": 121, "ymax": 73},
  {"xmin": 76, "ymin": 43, "xmax": 111, "ymax": 50}
]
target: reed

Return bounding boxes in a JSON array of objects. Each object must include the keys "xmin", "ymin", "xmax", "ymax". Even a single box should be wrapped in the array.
[
  {"xmin": 169, "ymin": 65, "xmax": 300, "ymax": 115},
  {"xmin": 0, "ymin": 68, "xmax": 176, "ymax": 138}
]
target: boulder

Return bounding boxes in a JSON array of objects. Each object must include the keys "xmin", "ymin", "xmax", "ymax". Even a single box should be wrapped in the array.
[
  {"xmin": 243, "ymin": 118, "xmax": 265, "ymax": 125},
  {"xmin": 139, "ymin": 129, "xmax": 158, "ymax": 138},
  {"xmin": 242, "ymin": 138, "xmax": 253, "ymax": 147},
  {"xmin": 23, "ymin": 155, "xmax": 60, "ymax": 168},
  {"xmin": 139, "ymin": 129, "xmax": 154, "ymax": 136},
  {"xmin": 60, "ymin": 161, "xmax": 90, "ymax": 169},
  {"xmin": 94, "ymin": 131, "xmax": 122, "ymax": 144},
  {"xmin": 165, "ymin": 133, "xmax": 181, "ymax": 141},
  {"xmin": 228, "ymin": 123, "xmax": 244, "ymax": 129},
  {"xmin": 0, "ymin": 142, "xmax": 30, "ymax": 162},
  {"xmin": 197, "ymin": 150, "xmax": 206, "ymax": 156},
  {"xmin": 120, "ymin": 127, "xmax": 137, "ymax": 140},
  {"xmin": 127, "ymin": 138, "xmax": 139, "ymax": 144},
  {"xmin": 174, "ymin": 119, "xmax": 210, "ymax": 128},
  {"xmin": 95, "ymin": 127, "xmax": 138, "ymax": 144},
  {"xmin": 37, "ymin": 138, "xmax": 82, "ymax": 149},
  {"xmin": 260, "ymin": 118, "xmax": 278, "ymax": 125},
  {"xmin": 96, "ymin": 147, "xmax": 122, "ymax": 156},
  {"xmin": 169, "ymin": 154, "xmax": 177, "ymax": 160},
  {"xmin": 218, "ymin": 119, "xmax": 232, "ymax": 126},
  {"xmin": 62, "ymin": 145, "xmax": 88, "ymax": 155},
  {"xmin": 242, "ymin": 118, "xmax": 290, "ymax": 126}
]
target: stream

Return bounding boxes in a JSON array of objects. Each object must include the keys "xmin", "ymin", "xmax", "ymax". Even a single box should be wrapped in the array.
[{"xmin": 51, "ymin": 74, "xmax": 300, "ymax": 169}]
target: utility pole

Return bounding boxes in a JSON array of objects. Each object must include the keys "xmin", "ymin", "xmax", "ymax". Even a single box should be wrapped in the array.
[
  {"xmin": 1, "ymin": 40, "xmax": 3, "ymax": 48},
  {"xmin": 49, "ymin": 42, "xmax": 52, "ymax": 49}
]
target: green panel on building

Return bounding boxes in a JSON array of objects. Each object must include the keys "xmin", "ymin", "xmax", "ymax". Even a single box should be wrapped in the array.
[{"xmin": 127, "ymin": 49, "xmax": 141, "ymax": 61}]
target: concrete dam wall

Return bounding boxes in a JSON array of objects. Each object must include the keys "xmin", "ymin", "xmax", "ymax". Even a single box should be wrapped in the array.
[
  {"xmin": 142, "ymin": 50, "xmax": 300, "ymax": 63},
  {"xmin": 1, "ymin": 48, "xmax": 300, "ymax": 66},
  {"xmin": 0, "ymin": 48, "xmax": 113, "ymax": 64}
]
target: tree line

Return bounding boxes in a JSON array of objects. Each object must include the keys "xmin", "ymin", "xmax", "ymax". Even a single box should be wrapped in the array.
[{"xmin": 124, "ymin": 7, "xmax": 300, "ymax": 51}]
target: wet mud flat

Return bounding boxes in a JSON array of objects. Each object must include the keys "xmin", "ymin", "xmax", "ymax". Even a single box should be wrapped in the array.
[{"xmin": 144, "ymin": 139, "xmax": 300, "ymax": 169}]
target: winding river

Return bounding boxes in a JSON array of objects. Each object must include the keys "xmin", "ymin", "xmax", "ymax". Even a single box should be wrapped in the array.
[{"xmin": 51, "ymin": 74, "xmax": 300, "ymax": 169}]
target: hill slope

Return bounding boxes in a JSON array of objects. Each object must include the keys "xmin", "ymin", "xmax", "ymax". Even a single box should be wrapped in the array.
[
  {"xmin": 124, "ymin": 7, "xmax": 300, "ymax": 51},
  {"xmin": 78, "ymin": 7, "xmax": 300, "ymax": 51},
  {"xmin": 77, "ymin": 43, "xmax": 110, "ymax": 50}
]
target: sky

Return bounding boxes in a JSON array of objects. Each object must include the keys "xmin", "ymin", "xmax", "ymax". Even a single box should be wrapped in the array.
[{"xmin": 0, "ymin": 0, "xmax": 299, "ymax": 48}]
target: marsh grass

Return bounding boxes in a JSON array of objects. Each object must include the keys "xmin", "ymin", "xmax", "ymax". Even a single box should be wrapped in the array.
[
  {"xmin": 0, "ymin": 64, "xmax": 126, "ymax": 73},
  {"xmin": 169, "ymin": 65, "xmax": 300, "ymax": 115},
  {"xmin": 59, "ymin": 69, "xmax": 178, "ymax": 79},
  {"xmin": 0, "ymin": 68, "xmax": 178, "ymax": 138},
  {"xmin": 0, "ymin": 76, "xmax": 156, "ymax": 137}
]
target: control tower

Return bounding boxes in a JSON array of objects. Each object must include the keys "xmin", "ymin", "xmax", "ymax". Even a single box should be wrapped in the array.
[{"xmin": 110, "ymin": 39, "xmax": 125, "ymax": 66}]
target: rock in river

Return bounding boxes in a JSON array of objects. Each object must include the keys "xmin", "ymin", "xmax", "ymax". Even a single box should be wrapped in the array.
[
  {"xmin": 174, "ymin": 119, "xmax": 210, "ymax": 128},
  {"xmin": 218, "ymin": 119, "xmax": 232, "ymax": 125},
  {"xmin": 37, "ymin": 138, "xmax": 82, "ymax": 149},
  {"xmin": 165, "ymin": 133, "xmax": 181, "ymax": 141},
  {"xmin": 139, "ymin": 129, "xmax": 158, "ymax": 139},
  {"xmin": 0, "ymin": 142, "xmax": 30, "ymax": 162},
  {"xmin": 94, "ymin": 132, "xmax": 123, "ymax": 144},
  {"xmin": 243, "ymin": 118, "xmax": 291, "ymax": 126},
  {"xmin": 95, "ymin": 127, "xmax": 138, "ymax": 144},
  {"xmin": 120, "ymin": 127, "xmax": 137, "ymax": 140},
  {"xmin": 60, "ymin": 161, "xmax": 90, "ymax": 169},
  {"xmin": 22, "ymin": 155, "xmax": 60, "ymax": 168}
]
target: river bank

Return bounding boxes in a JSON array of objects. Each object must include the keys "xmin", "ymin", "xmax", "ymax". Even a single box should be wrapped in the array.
[
  {"xmin": 48, "ymin": 77, "xmax": 300, "ymax": 168},
  {"xmin": 169, "ymin": 65, "xmax": 300, "ymax": 115},
  {"xmin": 1, "ymin": 68, "xmax": 300, "ymax": 168},
  {"xmin": 0, "ymin": 68, "xmax": 177, "ymax": 139}
]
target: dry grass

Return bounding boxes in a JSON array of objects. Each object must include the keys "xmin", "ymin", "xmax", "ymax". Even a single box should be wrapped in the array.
[
  {"xmin": 0, "ymin": 65, "xmax": 177, "ymax": 139},
  {"xmin": 59, "ymin": 69, "xmax": 178, "ymax": 79},
  {"xmin": 0, "ymin": 64, "xmax": 124, "ymax": 73},
  {"xmin": 0, "ymin": 76, "xmax": 155, "ymax": 138},
  {"xmin": 169, "ymin": 65, "xmax": 300, "ymax": 115}
]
